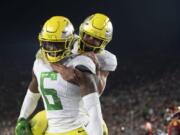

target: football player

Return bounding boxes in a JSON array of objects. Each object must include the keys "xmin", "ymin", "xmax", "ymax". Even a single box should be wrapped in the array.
[
  {"xmin": 72, "ymin": 13, "xmax": 117, "ymax": 95},
  {"xmin": 38, "ymin": 13, "xmax": 116, "ymax": 135},
  {"xmin": 43, "ymin": 13, "xmax": 117, "ymax": 134},
  {"xmin": 15, "ymin": 16, "xmax": 105, "ymax": 135}
]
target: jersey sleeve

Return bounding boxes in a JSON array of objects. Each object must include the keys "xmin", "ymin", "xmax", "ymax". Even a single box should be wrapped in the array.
[
  {"xmin": 67, "ymin": 55, "xmax": 96, "ymax": 74},
  {"xmin": 97, "ymin": 50, "xmax": 117, "ymax": 71}
]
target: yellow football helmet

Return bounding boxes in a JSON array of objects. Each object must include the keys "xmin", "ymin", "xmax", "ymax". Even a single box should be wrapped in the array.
[
  {"xmin": 79, "ymin": 13, "xmax": 113, "ymax": 53},
  {"xmin": 38, "ymin": 16, "xmax": 74, "ymax": 62}
]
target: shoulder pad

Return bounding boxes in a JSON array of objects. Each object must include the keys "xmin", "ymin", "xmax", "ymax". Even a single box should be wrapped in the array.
[
  {"xmin": 96, "ymin": 50, "xmax": 117, "ymax": 71},
  {"xmin": 66, "ymin": 55, "xmax": 96, "ymax": 74}
]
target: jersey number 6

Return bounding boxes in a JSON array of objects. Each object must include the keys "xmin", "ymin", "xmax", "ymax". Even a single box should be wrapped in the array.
[{"xmin": 40, "ymin": 72, "xmax": 63, "ymax": 110}]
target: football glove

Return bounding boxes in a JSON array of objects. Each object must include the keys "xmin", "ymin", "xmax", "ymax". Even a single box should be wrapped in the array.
[{"xmin": 15, "ymin": 118, "xmax": 32, "ymax": 135}]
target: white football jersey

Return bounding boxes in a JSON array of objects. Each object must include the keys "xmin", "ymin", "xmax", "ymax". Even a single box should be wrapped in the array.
[
  {"xmin": 33, "ymin": 55, "xmax": 96, "ymax": 133},
  {"xmin": 71, "ymin": 40, "xmax": 117, "ymax": 72}
]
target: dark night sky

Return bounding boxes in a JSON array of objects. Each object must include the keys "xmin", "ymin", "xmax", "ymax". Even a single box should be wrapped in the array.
[{"xmin": 1, "ymin": 0, "xmax": 180, "ymax": 65}]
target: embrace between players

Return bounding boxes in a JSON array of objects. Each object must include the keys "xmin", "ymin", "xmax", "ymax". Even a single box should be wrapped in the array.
[{"xmin": 15, "ymin": 13, "xmax": 117, "ymax": 135}]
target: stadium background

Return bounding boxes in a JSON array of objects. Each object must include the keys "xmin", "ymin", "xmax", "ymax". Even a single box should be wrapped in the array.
[{"xmin": 0, "ymin": 0, "xmax": 180, "ymax": 134}]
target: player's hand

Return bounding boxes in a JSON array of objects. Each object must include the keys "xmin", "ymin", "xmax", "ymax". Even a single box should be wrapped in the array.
[
  {"xmin": 82, "ymin": 52, "xmax": 100, "ymax": 70},
  {"xmin": 15, "ymin": 118, "xmax": 32, "ymax": 135},
  {"xmin": 51, "ymin": 63, "xmax": 77, "ymax": 83}
]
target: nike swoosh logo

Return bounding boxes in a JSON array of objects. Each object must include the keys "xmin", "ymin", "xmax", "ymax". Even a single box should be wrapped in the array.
[
  {"xmin": 78, "ymin": 130, "xmax": 85, "ymax": 133},
  {"xmin": 84, "ymin": 121, "xmax": 89, "ymax": 127}
]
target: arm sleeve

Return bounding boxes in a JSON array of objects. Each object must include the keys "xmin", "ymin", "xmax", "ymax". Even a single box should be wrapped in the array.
[
  {"xmin": 19, "ymin": 89, "xmax": 40, "ymax": 119},
  {"xmin": 82, "ymin": 92, "xmax": 103, "ymax": 135}
]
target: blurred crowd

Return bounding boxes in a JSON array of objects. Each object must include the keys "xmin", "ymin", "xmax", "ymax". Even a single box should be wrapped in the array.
[{"xmin": 1, "ymin": 57, "xmax": 180, "ymax": 135}]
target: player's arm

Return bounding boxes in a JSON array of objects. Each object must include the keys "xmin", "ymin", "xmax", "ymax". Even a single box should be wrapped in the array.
[
  {"xmin": 96, "ymin": 51, "xmax": 118, "ymax": 95},
  {"xmin": 75, "ymin": 66, "xmax": 103, "ymax": 135},
  {"xmin": 51, "ymin": 54, "xmax": 97, "ymax": 85},
  {"xmin": 15, "ymin": 71, "xmax": 40, "ymax": 135},
  {"xmin": 51, "ymin": 63, "xmax": 78, "ymax": 85},
  {"xmin": 96, "ymin": 70, "xmax": 109, "ymax": 95},
  {"xmin": 81, "ymin": 52, "xmax": 110, "ymax": 95},
  {"xmin": 81, "ymin": 52, "xmax": 112, "ymax": 96},
  {"xmin": 19, "ymin": 71, "xmax": 40, "ymax": 119}
]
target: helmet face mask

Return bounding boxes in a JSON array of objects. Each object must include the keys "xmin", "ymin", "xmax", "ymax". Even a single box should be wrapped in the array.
[
  {"xmin": 79, "ymin": 32, "xmax": 107, "ymax": 53},
  {"xmin": 82, "ymin": 33, "xmax": 103, "ymax": 47},
  {"xmin": 38, "ymin": 16, "xmax": 74, "ymax": 62},
  {"xmin": 40, "ymin": 40, "xmax": 71, "ymax": 62},
  {"xmin": 79, "ymin": 13, "xmax": 113, "ymax": 53}
]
